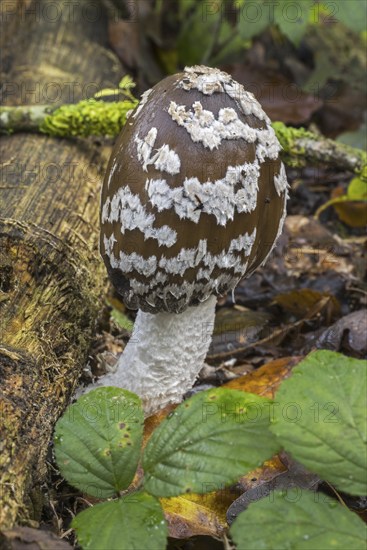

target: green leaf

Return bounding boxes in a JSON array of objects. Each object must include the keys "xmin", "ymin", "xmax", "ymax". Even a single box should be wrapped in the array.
[
  {"xmin": 110, "ymin": 306, "xmax": 134, "ymax": 331},
  {"xmin": 337, "ymin": 122, "xmax": 367, "ymax": 151},
  {"xmin": 331, "ymin": 0, "xmax": 367, "ymax": 34},
  {"xmin": 270, "ymin": 351, "xmax": 367, "ymax": 495},
  {"xmin": 94, "ymin": 88, "xmax": 120, "ymax": 98},
  {"xmin": 118, "ymin": 75, "xmax": 136, "ymax": 90},
  {"xmin": 143, "ymin": 388, "xmax": 279, "ymax": 497},
  {"xmin": 230, "ymin": 489, "xmax": 367, "ymax": 550},
  {"xmin": 72, "ymin": 492, "xmax": 167, "ymax": 550},
  {"xmin": 176, "ymin": 5, "xmax": 220, "ymax": 66},
  {"xmin": 177, "ymin": 0, "xmax": 197, "ymax": 18},
  {"xmin": 347, "ymin": 177, "xmax": 367, "ymax": 201},
  {"xmin": 237, "ymin": 0, "xmax": 271, "ymax": 41},
  {"xmin": 274, "ymin": 1, "xmax": 312, "ymax": 45},
  {"xmin": 54, "ymin": 387, "xmax": 143, "ymax": 498}
]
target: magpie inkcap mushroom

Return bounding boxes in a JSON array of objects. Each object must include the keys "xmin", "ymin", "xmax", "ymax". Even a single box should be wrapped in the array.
[{"xmin": 99, "ymin": 65, "xmax": 288, "ymax": 413}]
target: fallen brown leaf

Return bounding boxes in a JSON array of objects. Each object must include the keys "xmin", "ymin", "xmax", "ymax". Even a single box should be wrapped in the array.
[
  {"xmin": 314, "ymin": 309, "xmax": 367, "ymax": 357},
  {"xmin": 222, "ymin": 356, "xmax": 301, "ymax": 398},
  {"xmin": 1, "ymin": 527, "xmax": 71, "ymax": 549},
  {"xmin": 273, "ymin": 288, "xmax": 340, "ymax": 322}
]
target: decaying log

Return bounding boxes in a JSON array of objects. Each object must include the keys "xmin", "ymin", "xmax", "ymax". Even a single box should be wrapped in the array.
[{"xmin": 0, "ymin": 0, "xmax": 123, "ymax": 528}]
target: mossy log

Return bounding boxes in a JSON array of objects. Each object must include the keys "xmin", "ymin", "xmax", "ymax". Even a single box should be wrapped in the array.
[{"xmin": 0, "ymin": 0, "xmax": 123, "ymax": 528}]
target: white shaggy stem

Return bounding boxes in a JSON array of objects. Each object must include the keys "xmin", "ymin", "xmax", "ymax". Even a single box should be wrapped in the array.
[{"xmin": 102, "ymin": 296, "xmax": 217, "ymax": 414}]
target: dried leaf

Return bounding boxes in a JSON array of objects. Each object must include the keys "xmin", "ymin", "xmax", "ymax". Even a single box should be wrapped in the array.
[
  {"xmin": 273, "ymin": 288, "xmax": 340, "ymax": 320},
  {"xmin": 209, "ymin": 307, "xmax": 271, "ymax": 357},
  {"xmin": 314, "ymin": 309, "xmax": 367, "ymax": 357},
  {"xmin": 284, "ymin": 216, "xmax": 354, "ymax": 276},
  {"xmin": 223, "ymin": 356, "xmax": 301, "ymax": 398}
]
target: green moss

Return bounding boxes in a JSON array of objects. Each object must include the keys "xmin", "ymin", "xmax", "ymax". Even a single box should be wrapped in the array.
[
  {"xmin": 272, "ymin": 121, "xmax": 315, "ymax": 149},
  {"xmin": 40, "ymin": 98, "xmax": 138, "ymax": 138},
  {"xmin": 272, "ymin": 121, "xmax": 316, "ymax": 167}
]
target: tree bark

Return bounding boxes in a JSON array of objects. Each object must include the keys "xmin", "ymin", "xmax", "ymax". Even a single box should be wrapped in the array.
[{"xmin": 0, "ymin": 0, "xmax": 123, "ymax": 528}]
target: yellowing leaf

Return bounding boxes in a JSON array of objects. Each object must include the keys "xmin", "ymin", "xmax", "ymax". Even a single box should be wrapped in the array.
[
  {"xmin": 333, "ymin": 202, "xmax": 367, "ymax": 227},
  {"xmin": 315, "ymin": 178, "xmax": 367, "ymax": 227},
  {"xmin": 144, "ymin": 404, "xmax": 177, "ymax": 446},
  {"xmin": 160, "ymin": 491, "xmax": 233, "ymax": 539},
  {"xmin": 347, "ymin": 177, "xmax": 367, "ymax": 200},
  {"xmin": 223, "ymin": 357, "xmax": 300, "ymax": 398},
  {"xmin": 160, "ymin": 456, "xmax": 287, "ymax": 539}
]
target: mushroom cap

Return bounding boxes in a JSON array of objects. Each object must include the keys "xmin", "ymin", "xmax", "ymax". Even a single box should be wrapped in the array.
[{"xmin": 100, "ymin": 66, "xmax": 288, "ymax": 314}]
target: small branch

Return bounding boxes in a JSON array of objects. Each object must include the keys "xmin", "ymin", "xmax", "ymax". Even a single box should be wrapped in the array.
[
  {"xmin": 1, "ymin": 98, "xmax": 138, "ymax": 138},
  {"xmin": 1, "ymin": 101, "xmax": 365, "ymax": 175},
  {"xmin": 0, "ymin": 105, "xmax": 53, "ymax": 134},
  {"xmin": 272, "ymin": 122, "xmax": 366, "ymax": 176}
]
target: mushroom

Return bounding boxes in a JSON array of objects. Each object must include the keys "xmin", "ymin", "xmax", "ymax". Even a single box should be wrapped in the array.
[{"xmin": 99, "ymin": 65, "xmax": 288, "ymax": 414}]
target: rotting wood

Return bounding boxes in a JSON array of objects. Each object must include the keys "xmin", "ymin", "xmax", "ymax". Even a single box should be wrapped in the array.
[{"xmin": 0, "ymin": 0, "xmax": 124, "ymax": 528}]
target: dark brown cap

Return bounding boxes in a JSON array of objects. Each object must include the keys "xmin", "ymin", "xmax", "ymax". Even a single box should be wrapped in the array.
[{"xmin": 100, "ymin": 66, "xmax": 288, "ymax": 314}]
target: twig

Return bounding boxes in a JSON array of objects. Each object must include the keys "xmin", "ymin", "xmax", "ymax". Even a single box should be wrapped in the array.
[
  {"xmin": 273, "ymin": 122, "xmax": 366, "ymax": 176},
  {"xmin": 1, "ymin": 100, "xmax": 365, "ymax": 175}
]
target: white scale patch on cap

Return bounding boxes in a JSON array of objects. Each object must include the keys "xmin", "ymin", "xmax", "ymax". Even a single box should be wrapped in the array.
[
  {"xmin": 223, "ymin": 80, "xmax": 271, "ymax": 123},
  {"xmin": 159, "ymin": 239, "xmax": 208, "ymax": 276},
  {"xmin": 168, "ymin": 101, "xmax": 254, "ymax": 150},
  {"xmin": 106, "ymin": 159, "xmax": 119, "ymax": 189},
  {"xmin": 102, "ymin": 186, "xmax": 177, "ymax": 247},
  {"xmin": 235, "ymin": 161, "xmax": 261, "ymax": 214},
  {"xmin": 168, "ymin": 101, "xmax": 280, "ymax": 162},
  {"xmin": 103, "ymin": 234, "xmax": 118, "ymax": 267},
  {"xmin": 118, "ymin": 228, "xmax": 256, "ymax": 283},
  {"xmin": 128, "ymin": 275, "xmax": 234, "ymax": 311},
  {"xmin": 135, "ymin": 127, "xmax": 157, "ymax": 169},
  {"xmin": 132, "ymin": 88, "xmax": 153, "ymax": 119},
  {"xmin": 230, "ymin": 230, "xmax": 257, "ymax": 255},
  {"xmin": 135, "ymin": 128, "xmax": 181, "ymax": 174},
  {"xmin": 105, "ymin": 228, "xmax": 256, "ymax": 309},
  {"xmin": 145, "ymin": 160, "xmax": 260, "ymax": 226},
  {"xmin": 181, "ymin": 66, "xmax": 228, "ymax": 95},
  {"xmin": 202, "ymin": 228, "xmax": 256, "ymax": 277},
  {"xmin": 117, "ymin": 252, "xmax": 157, "ymax": 277},
  {"xmin": 274, "ymin": 163, "xmax": 289, "ymax": 196},
  {"xmin": 152, "ymin": 144, "xmax": 181, "ymax": 175},
  {"xmin": 145, "ymin": 178, "xmax": 172, "ymax": 211},
  {"xmin": 181, "ymin": 66, "xmax": 270, "ymax": 123}
]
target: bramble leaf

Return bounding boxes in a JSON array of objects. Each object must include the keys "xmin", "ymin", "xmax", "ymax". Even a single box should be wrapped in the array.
[
  {"xmin": 54, "ymin": 387, "xmax": 143, "ymax": 498},
  {"xmin": 73, "ymin": 492, "xmax": 167, "ymax": 550},
  {"xmin": 230, "ymin": 489, "xmax": 367, "ymax": 550},
  {"xmin": 143, "ymin": 388, "xmax": 279, "ymax": 497},
  {"xmin": 270, "ymin": 351, "xmax": 367, "ymax": 495}
]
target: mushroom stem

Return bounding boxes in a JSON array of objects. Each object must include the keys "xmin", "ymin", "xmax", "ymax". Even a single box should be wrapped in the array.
[{"xmin": 103, "ymin": 295, "xmax": 217, "ymax": 414}]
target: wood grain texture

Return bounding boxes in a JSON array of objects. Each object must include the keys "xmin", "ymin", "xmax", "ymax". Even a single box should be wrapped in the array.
[{"xmin": 0, "ymin": 0, "xmax": 123, "ymax": 527}]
